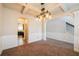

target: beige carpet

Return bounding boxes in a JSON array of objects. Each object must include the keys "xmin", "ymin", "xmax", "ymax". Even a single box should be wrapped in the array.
[{"xmin": 1, "ymin": 38, "xmax": 79, "ymax": 56}]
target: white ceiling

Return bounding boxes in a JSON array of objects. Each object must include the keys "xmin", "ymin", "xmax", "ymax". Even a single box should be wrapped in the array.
[{"xmin": 2, "ymin": 3, "xmax": 79, "ymax": 19}]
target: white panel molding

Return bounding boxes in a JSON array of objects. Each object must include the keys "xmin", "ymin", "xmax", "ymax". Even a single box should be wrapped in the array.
[
  {"xmin": 1, "ymin": 35, "xmax": 18, "ymax": 50},
  {"xmin": 74, "ymin": 35, "xmax": 79, "ymax": 52},
  {"xmin": 46, "ymin": 32, "xmax": 74, "ymax": 44},
  {"xmin": 28, "ymin": 33, "xmax": 42, "ymax": 43}
]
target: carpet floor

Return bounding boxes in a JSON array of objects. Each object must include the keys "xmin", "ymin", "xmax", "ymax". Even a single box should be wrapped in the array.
[{"xmin": 1, "ymin": 38, "xmax": 79, "ymax": 56}]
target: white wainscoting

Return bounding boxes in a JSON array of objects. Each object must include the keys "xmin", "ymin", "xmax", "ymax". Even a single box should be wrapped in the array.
[
  {"xmin": 1, "ymin": 34, "xmax": 42, "ymax": 51},
  {"xmin": 46, "ymin": 32, "xmax": 74, "ymax": 44},
  {"xmin": 28, "ymin": 33, "xmax": 42, "ymax": 43},
  {"xmin": 1, "ymin": 35, "xmax": 18, "ymax": 50},
  {"xmin": 0, "ymin": 35, "xmax": 20, "ymax": 55},
  {"xmin": 0, "ymin": 34, "xmax": 42, "ymax": 55},
  {"xmin": 74, "ymin": 35, "xmax": 79, "ymax": 52}
]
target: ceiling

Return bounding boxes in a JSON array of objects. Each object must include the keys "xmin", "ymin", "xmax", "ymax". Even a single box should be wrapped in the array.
[{"xmin": 2, "ymin": 3, "xmax": 79, "ymax": 19}]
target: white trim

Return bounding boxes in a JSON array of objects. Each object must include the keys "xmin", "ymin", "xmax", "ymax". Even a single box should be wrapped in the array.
[{"xmin": 46, "ymin": 32, "xmax": 74, "ymax": 44}]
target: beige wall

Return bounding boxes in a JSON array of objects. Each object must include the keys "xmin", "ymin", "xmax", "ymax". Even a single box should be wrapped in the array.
[
  {"xmin": 0, "ymin": 4, "xmax": 3, "ymax": 54},
  {"xmin": 2, "ymin": 7, "xmax": 21, "ymax": 50},
  {"xmin": 2, "ymin": 7, "xmax": 19, "ymax": 36},
  {"xmin": 0, "ymin": 4, "xmax": 3, "ymax": 36}
]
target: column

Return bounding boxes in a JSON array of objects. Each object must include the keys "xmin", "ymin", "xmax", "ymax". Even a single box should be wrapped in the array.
[{"xmin": 41, "ymin": 19, "xmax": 46, "ymax": 40}]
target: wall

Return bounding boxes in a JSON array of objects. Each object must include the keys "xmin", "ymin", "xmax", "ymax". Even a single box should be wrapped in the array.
[
  {"xmin": 28, "ymin": 18, "xmax": 42, "ymax": 43},
  {"xmin": 0, "ymin": 4, "xmax": 2, "ymax": 36},
  {"xmin": 74, "ymin": 11, "xmax": 79, "ymax": 52},
  {"xmin": 0, "ymin": 4, "xmax": 3, "ymax": 55},
  {"xmin": 0, "ymin": 6, "xmax": 42, "ymax": 54},
  {"xmin": 0, "ymin": 7, "xmax": 25, "ymax": 52},
  {"xmin": 2, "ymin": 7, "xmax": 19, "ymax": 50},
  {"xmin": 46, "ymin": 16, "xmax": 74, "ymax": 44},
  {"xmin": 0, "ymin": 6, "xmax": 26, "ymax": 52}
]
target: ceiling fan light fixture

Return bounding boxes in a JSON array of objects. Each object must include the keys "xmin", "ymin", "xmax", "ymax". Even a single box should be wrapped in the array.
[
  {"xmin": 36, "ymin": 3, "xmax": 52, "ymax": 21},
  {"xmin": 41, "ymin": 8, "xmax": 45, "ymax": 12}
]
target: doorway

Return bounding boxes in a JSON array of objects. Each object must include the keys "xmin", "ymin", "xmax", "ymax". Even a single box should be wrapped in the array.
[{"xmin": 17, "ymin": 17, "xmax": 29, "ymax": 45}]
